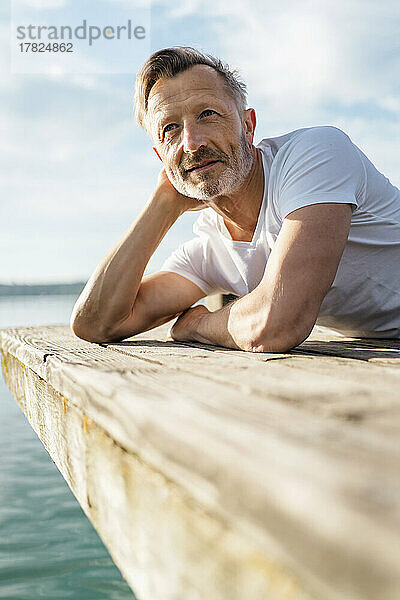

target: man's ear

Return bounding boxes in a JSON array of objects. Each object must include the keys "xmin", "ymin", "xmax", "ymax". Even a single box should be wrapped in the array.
[
  {"xmin": 153, "ymin": 147, "xmax": 163, "ymax": 162},
  {"xmin": 242, "ymin": 108, "xmax": 256, "ymax": 144}
]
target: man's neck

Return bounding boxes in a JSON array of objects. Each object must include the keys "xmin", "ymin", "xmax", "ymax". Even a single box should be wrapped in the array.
[{"xmin": 208, "ymin": 146, "xmax": 265, "ymax": 242}]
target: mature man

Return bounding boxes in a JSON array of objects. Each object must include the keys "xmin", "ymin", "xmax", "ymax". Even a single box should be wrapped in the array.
[{"xmin": 71, "ymin": 47, "xmax": 400, "ymax": 352}]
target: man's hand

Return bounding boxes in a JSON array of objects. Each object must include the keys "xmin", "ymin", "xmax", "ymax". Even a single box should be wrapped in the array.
[
  {"xmin": 155, "ymin": 168, "xmax": 206, "ymax": 214},
  {"xmin": 169, "ymin": 304, "xmax": 210, "ymax": 342}
]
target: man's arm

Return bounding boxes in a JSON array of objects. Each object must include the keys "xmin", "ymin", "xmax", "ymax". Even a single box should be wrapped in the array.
[
  {"xmin": 70, "ymin": 169, "xmax": 206, "ymax": 343},
  {"xmin": 170, "ymin": 203, "xmax": 352, "ymax": 352}
]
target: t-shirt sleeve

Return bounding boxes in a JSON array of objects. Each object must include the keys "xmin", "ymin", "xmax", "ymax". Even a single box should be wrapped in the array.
[
  {"xmin": 159, "ymin": 237, "xmax": 218, "ymax": 296},
  {"xmin": 275, "ymin": 126, "xmax": 364, "ymax": 220}
]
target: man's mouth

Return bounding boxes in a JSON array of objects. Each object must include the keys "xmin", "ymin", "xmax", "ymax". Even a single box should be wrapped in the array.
[{"xmin": 186, "ymin": 160, "xmax": 220, "ymax": 173}]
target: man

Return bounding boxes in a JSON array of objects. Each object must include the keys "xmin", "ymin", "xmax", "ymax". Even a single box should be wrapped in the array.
[{"xmin": 70, "ymin": 47, "xmax": 400, "ymax": 352}]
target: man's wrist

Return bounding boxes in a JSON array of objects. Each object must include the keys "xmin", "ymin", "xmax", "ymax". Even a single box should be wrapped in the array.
[
  {"xmin": 190, "ymin": 305, "xmax": 241, "ymax": 349},
  {"xmin": 149, "ymin": 189, "xmax": 183, "ymax": 220},
  {"xmin": 190, "ymin": 310, "xmax": 213, "ymax": 344}
]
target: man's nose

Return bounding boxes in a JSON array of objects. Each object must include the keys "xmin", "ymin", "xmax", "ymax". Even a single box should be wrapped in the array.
[{"xmin": 182, "ymin": 122, "xmax": 207, "ymax": 154}]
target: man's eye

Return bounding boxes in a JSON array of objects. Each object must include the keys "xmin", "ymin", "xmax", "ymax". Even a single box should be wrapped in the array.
[
  {"xmin": 200, "ymin": 109, "xmax": 216, "ymax": 118},
  {"xmin": 163, "ymin": 123, "xmax": 177, "ymax": 135}
]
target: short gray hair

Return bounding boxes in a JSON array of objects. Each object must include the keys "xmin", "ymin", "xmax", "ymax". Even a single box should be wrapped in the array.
[{"xmin": 134, "ymin": 46, "xmax": 247, "ymax": 130}]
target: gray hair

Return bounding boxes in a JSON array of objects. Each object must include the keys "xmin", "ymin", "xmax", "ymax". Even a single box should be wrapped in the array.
[{"xmin": 134, "ymin": 46, "xmax": 247, "ymax": 131}]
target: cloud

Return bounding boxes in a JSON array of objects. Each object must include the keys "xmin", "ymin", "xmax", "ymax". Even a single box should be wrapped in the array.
[
  {"xmin": 14, "ymin": 0, "xmax": 67, "ymax": 9},
  {"xmin": 1, "ymin": 0, "xmax": 400, "ymax": 283}
]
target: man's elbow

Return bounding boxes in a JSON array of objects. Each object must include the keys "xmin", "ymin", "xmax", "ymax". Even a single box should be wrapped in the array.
[
  {"xmin": 70, "ymin": 306, "xmax": 113, "ymax": 344},
  {"xmin": 70, "ymin": 304, "xmax": 144, "ymax": 344},
  {"xmin": 249, "ymin": 317, "xmax": 314, "ymax": 353},
  {"xmin": 70, "ymin": 315, "xmax": 103, "ymax": 344}
]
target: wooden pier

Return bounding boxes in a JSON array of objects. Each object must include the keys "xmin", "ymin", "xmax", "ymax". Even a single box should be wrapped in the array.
[{"xmin": 1, "ymin": 321, "xmax": 400, "ymax": 600}]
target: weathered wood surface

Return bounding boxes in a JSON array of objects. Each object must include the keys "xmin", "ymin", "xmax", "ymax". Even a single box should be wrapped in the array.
[{"xmin": 1, "ymin": 323, "xmax": 400, "ymax": 600}]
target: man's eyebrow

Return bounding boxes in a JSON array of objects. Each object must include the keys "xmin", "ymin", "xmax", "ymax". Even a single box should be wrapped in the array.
[
  {"xmin": 194, "ymin": 98, "xmax": 225, "ymax": 111},
  {"xmin": 157, "ymin": 113, "xmax": 176, "ymax": 126},
  {"xmin": 153, "ymin": 98, "xmax": 227, "ymax": 134},
  {"xmin": 153, "ymin": 111, "xmax": 177, "ymax": 131},
  {"xmin": 159, "ymin": 102, "xmax": 223, "ymax": 122}
]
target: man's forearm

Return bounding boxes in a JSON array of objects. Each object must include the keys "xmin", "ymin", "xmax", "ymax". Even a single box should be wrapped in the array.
[
  {"xmin": 191, "ymin": 302, "xmax": 241, "ymax": 349},
  {"xmin": 172, "ymin": 288, "xmax": 307, "ymax": 353},
  {"xmin": 71, "ymin": 191, "xmax": 181, "ymax": 340},
  {"xmin": 174, "ymin": 294, "xmax": 265, "ymax": 351}
]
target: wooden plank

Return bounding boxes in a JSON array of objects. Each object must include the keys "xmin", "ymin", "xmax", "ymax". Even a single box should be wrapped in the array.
[
  {"xmin": 294, "ymin": 337, "xmax": 400, "ymax": 364},
  {"xmin": 105, "ymin": 336, "xmax": 400, "ymax": 425},
  {"xmin": 3, "ymin": 352, "xmax": 315, "ymax": 600},
  {"xmin": 1, "ymin": 325, "xmax": 400, "ymax": 600}
]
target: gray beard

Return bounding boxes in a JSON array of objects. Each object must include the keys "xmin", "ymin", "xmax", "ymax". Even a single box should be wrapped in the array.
[{"xmin": 172, "ymin": 133, "xmax": 254, "ymax": 201}]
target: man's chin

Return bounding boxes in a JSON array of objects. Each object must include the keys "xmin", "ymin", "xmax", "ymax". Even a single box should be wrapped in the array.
[
  {"xmin": 177, "ymin": 183, "xmax": 219, "ymax": 202},
  {"xmin": 177, "ymin": 169, "xmax": 245, "ymax": 201},
  {"xmin": 177, "ymin": 169, "xmax": 226, "ymax": 200},
  {"xmin": 187, "ymin": 191, "xmax": 219, "ymax": 202}
]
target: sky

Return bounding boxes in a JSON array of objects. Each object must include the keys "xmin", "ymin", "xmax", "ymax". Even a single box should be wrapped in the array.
[{"xmin": 1, "ymin": 0, "xmax": 399, "ymax": 283}]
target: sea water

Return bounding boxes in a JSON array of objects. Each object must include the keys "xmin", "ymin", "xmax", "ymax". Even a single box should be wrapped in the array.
[{"xmin": 0, "ymin": 294, "xmax": 136, "ymax": 599}]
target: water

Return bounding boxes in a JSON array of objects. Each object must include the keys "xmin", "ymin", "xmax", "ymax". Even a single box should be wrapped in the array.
[{"xmin": 0, "ymin": 295, "xmax": 136, "ymax": 599}]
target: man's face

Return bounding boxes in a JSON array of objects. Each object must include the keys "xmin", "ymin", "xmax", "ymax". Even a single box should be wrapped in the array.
[{"xmin": 147, "ymin": 64, "xmax": 254, "ymax": 201}]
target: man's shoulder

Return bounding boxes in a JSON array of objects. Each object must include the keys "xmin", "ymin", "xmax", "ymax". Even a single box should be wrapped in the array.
[
  {"xmin": 289, "ymin": 125, "xmax": 351, "ymax": 146},
  {"xmin": 257, "ymin": 125, "xmax": 351, "ymax": 157},
  {"xmin": 262, "ymin": 125, "xmax": 364, "ymax": 221}
]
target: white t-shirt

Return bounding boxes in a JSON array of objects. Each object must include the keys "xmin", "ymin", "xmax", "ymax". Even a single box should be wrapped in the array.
[{"xmin": 160, "ymin": 126, "xmax": 400, "ymax": 338}]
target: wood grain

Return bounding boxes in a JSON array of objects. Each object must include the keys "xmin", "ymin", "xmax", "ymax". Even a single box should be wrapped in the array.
[{"xmin": 1, "ymin": 324, "xmax": 400, "ymax": 600}]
